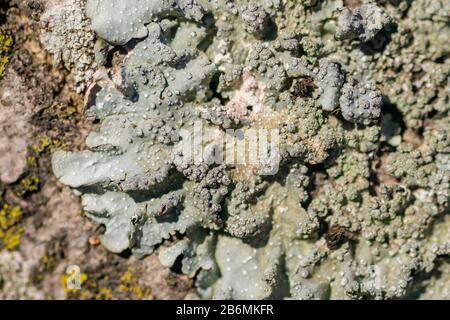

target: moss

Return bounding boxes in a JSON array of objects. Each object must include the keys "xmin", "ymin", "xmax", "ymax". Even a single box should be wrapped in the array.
[
  {"xmin": 0, "ymin": 28, "xmax": 13, "ymax": 79},
  {"xmin": 0, "ymin": 204, "xmax": 24, "ymax": 251}
]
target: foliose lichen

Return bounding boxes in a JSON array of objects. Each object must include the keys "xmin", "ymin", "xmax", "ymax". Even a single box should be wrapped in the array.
[{"xmin": 51, "ymin": 0, "xmax": 449, "ymax": 300}]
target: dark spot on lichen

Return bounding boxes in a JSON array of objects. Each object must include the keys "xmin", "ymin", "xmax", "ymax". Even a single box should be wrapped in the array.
[
  {"xmin": 325, "ymin": 226, "xmax": 355, "ymax": 250},
  {"xmin": 291, "ymin": 76, "xmax": 316, "ymax": 98}
]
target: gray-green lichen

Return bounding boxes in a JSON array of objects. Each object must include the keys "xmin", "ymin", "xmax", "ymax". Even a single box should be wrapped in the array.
[
  {"xmin": 335, "ymin": 2, "xmax": 394, "ymax": 42},
  {"xmin": 40, "ymin": 0, "xmax": 96, "ymax": 92},
  {"xmin": 52, "ymin": 0, "xmax": 449, "ymax": 299}
]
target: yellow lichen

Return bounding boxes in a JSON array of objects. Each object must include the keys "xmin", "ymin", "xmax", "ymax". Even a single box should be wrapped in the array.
[
  {"xmin": 119, "ymin": 267, "xmax": 153, "ymax": 300},
  {"xmin": 17, "ymin": 175, "xmax": 41, "ymax": 197},
  {"xmin": 32, "ymin": 136, "xmax": 61, "ymax": 156},
  {"xmin": 0, "ymin": 28, "xmax": 13, "ymax": 79},
  {"xmin": 27, "ymin": 156, "xmax": 38, "ymax": 167},
  {"xmin": 0, "ymin": 204, "xmax": 24, "ymax": 251},
  {"xmin": 95, "ymin": 287, "xmax": 113, "ymax": 300},
  {"xmin": 50, "ymin": 103, "xmax": 78, "ymax": 117},
  {"xmin": 32, "ymin": 137, "xmax": 51, "ymax": 155},
  {"xmin": 60, "ymin": 268, "xmax": 153, "ymax": 299}
]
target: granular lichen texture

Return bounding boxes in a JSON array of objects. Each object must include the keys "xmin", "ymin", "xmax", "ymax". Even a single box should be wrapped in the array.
[{"xmin": 50, "ymin": 0, "xmax": 449, "ymax": 299}]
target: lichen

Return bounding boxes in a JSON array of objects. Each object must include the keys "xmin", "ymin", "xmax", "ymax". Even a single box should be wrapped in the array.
[
  {"xmin": 0, "ymin": 204, "xmax": 24, "ymax": 251},
  {"xmin": 32, "ymin": 136, "xmax": 61, "ymax": 156},
  {"xmin": 61, "ymin": 266, "xmax": 153, "ymax": 300},
  {"xmin": 16, "ymin": 175, "xmax": 41, "ymax": 197},
  {"xmin": 0, "ymin": 27, "xmax": 13, "ymax": 79},
  {"xmin": 118, "ymin": 267, "xmax": 153, "ymax": 300},
  {"xmin": 40, "ymin": 0, "xmax": 95, "ymax": 92},
  {"xmin": 335, "ymin": 2, "xmax": 394, "ymax": 42},
  {"xmin": 51, "ymin": 0, "xmax": 449, "ymax": 300}
]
